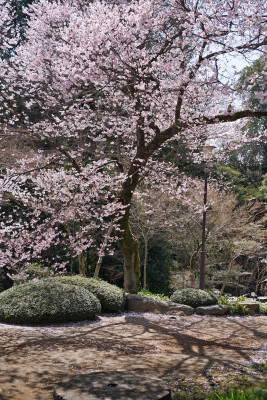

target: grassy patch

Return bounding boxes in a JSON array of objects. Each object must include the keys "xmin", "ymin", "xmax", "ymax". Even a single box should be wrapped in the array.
[
  {"xmin": 172, "ymin": 388, "xmax": 267, "ymax": 400},
  {"xmin": 207, "ymin": 388, "xmax": 267, "ymax": 400},
  {"xmin": 138, "ymin": 289, "xmax": 170, "ymax": 302}
]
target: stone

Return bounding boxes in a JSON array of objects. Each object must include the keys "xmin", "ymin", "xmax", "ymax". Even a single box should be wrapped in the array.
[
  {"xmin": 211, "ymin": 290, "xmax": 221, "ymax": 298},
  {"xmin": 237, "ymin": 301, "xmax": 259, "ymax": 315},
  {"xmin": 257, "ymin": 297, "xmax": 267, "ymax": 303},
  {"xmin": 53, "ymin": 371, "xmax": 171, "ymax": 400},
  {"xmin": 126, "ymin": 294, "xmax": 194, "ymax": 316},
  {"xmin": 196, "ymin": 305, "xmax": 229, "ymax": 315}
]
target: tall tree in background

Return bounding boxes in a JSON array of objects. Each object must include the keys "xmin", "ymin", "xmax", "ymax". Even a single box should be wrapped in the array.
[
  {"xmin": 0, "ymin": 0, "xmax": 266, "ymax": 292},
  {"xmin": 239, "ymin": 56, "xmax": 267, "ymax": 171},
  {"xmin": 220, "ymin": 57, "xmax": 267, "ymax": 202}
]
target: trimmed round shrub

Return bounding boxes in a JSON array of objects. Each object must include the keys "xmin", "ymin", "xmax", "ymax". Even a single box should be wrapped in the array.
[
  {"xmin": 58, "ymin": 275, "xmax": 125, "ymax": 312},
  {"xmin": 0, "ymin": 280, "xmax": 101, "ymax": 325},
  {"xmin": 170, "ymin": 288, "xmax": 218, "ymax": 308}
]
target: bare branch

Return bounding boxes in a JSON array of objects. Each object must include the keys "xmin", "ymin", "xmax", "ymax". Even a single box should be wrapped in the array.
[{"xmin": 195, "ymin": 110, "xmax": 267, "ymax": 126}]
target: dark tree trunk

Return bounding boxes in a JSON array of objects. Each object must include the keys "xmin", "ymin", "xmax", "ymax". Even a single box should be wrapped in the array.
[
  {"xmin": 118, "ymin": 216, "xmax": 140, "ymax": 293},
  {"xmin": 116, "ymin": 156, "xmax": 145, "ymax": 293}
]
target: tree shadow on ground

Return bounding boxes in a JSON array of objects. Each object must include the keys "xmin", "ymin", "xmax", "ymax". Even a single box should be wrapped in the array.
[{"xmin": 0, "ymin": 314, "xmax": 266, "ymax": 400}]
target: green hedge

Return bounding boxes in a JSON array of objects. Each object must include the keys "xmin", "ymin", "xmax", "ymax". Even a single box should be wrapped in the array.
[
  {"xmin": 171, "ymin": 288, "xmax": 218, "ymax": 308},
  {"xmin": 259, "ymin": 302, "xmax": 267, "ymax": 315},
  {"xmin": 58, "ymin": 276, "xmax": 125, "ymax": 312},
  {"xmin": 0, "ymin": 280, "xmax": 101, "ymax": 325}
]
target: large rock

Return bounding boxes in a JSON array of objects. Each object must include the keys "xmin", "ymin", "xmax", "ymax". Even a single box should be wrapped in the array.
[
  {"xmin": 196, "ymin": 305, "xmax": 229, "ymax": 315},
  {"xmin": 53, "ymin": 371, "xmax": 171, "ymax": 400},
  {"xmin": 126, "ymin": 294, "xmax": 194, "ymax": 316},
  {"xmin": 237, "ymin": 301, "xmax": 259, "ymax": 315},
  {"xmin": 257, "ymin": 297, "xmax": 267, "ymax": 303}
]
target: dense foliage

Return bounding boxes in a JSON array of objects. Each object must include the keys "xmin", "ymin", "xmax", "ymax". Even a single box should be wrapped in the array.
[
  {"xmin": 219, "ymin": 57, "xmax": 267, "ymax": 204},
  {"xmin": 0, "ymin": 268, "xmax": 13, "ymax": 293},
  {"xmin": 58, "ymin": 276, "xmax": 125, "ymax": 312},
  {"xmin": 0, "ymin": 280, "xmax": 101, "ymax": 324},
  {"xmin": 140, "ymin": 241, "xmax": 171, "ymax": 295},
  {"xmin": 171, "ymin": 288, "xmax": 218, "ymax": 308}
]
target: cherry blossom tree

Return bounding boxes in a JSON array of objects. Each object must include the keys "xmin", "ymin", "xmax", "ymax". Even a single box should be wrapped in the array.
[
  {"xmin": 0, "ymin": 0, "xmax": 35, "ymax": 57},
  {"xmin": 0, "ymin": 0, "xmax": 266, "ymax": 292},
  {"xmin": 0, "ymin": 165, "xmax": 125, "ymax": 275}
]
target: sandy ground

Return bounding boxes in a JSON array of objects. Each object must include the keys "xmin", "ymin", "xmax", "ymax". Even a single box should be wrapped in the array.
[{"xmin": 0, "ymin": 313, "xmax": 266, "ymax": 400}]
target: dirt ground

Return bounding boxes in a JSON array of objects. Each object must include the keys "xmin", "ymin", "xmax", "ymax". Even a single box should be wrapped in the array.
[{"xmin": 0, "ymin": 313, "xmax": 266, "ymax": 400}]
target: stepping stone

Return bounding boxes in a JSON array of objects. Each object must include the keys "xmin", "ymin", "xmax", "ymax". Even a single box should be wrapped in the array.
[
  {"xmin": 126, "ymin": 294, "xmax": 194, "ymax": 315},
  {"xmin": 196, "ymin": 305, "xmax": 229, "ymax": 315},
  {"xmin": 53, "ymin": 371, "xmax": 171, "ymax": 400}
]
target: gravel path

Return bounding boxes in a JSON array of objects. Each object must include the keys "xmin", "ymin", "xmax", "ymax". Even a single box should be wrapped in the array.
[{"xmin": 0, "ymin": 313, "xmax": 266, "ymax": 399}]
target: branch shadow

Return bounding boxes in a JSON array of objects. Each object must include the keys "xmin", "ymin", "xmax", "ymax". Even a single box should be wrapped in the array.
[{"xmin": 0, "ymin": 314, "xmax": 266, "ymax": 399}]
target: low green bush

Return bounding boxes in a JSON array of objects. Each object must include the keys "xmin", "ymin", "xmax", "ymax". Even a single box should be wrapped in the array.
[
  {"xmin": 259, "ymin": 302, "xmax": 267, "ymax": 315},
  {"xmin": 170, "ymin": 288, "xmax": 218, "ymax": 308},
  {"xmin": 228, "ymin": 303, "xmax": 247, "ymax": 315},
  {"xmin": 0, "ymin": 280, "xmax": 101, "ymax": 325},
  {"xmin": 218, "ymin": 296, "xmax": 230, "ymax": 305},
  {"xmin": 58, "ymin": 275, "xmax": 125, "ymax": 312}
]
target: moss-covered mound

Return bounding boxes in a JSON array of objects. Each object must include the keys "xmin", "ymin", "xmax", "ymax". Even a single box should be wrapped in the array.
[
  {"xmin": 58, "ymin": 276, "xmax": 125, "ymax": 312},
  {"xmin": 0, "ymin": 280, "xmax": 101, "ymax": 325},
  {"xmin": 171, "ymin": 288, "xmax": 218, "ymax": 308}
]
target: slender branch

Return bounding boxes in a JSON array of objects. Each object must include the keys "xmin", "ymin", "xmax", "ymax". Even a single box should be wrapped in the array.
[
  {"xmin": 175, "ymin": 41, "xmax": 207, "ymax": 121},
  {"xmin": 146, "ymin": 109, "xmax": 266, "ymax": 158},
  {"xmin": 94, "ymin": 221, "xmax": 114, "ymax": 279},
  {"xmin": 2, "ymin": 161, "xmax": 60, "ymax": 178},
  {"xmin": 1, "ymin": 123, "xmax": 82, "ymax": 173},
  {"xmin": 202, "ymin": 39, "xmax": 267, "ymax": 62},
  {"xmin": 196, "ymin": 109, "xmax": 267, "ymax": 125},
  {"xmin": 144, "ymin": 30, "xmax": 185, "ymax": 70},
  {"xmin": 116, "ymin": 138, "xmax": 124, "ymax": 173}
]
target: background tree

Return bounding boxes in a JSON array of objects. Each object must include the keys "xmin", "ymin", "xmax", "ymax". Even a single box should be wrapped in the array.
[
  {"xmin": 219, "ymin": 56, "xmax": 267, "ymax": 203},
  {"xmin": 130, "ymin": 169, "xmax": 197, "ymax": 290},
  {"xmin": 150, "ymin": 185, "xmax": 266, "ymax": 295}
]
